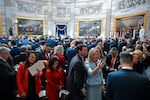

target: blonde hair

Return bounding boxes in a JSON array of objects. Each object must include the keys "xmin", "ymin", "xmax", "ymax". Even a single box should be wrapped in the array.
[
  {"xmin": 87, "ymin": 48, "xmax": 100, "ymax": 61},
  {"xmin": 132, "ymin": 50, "xmax": 143, "ymax": 59},
  {"xmin": 54, "ymin": 45, "xmax": 64, "ymax": 55},
  {"xmin": 133, "ymin": 50, "xmax": 143, "ymax": 55}
]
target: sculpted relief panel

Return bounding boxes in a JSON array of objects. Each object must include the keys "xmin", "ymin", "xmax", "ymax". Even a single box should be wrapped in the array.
[
  {"xmin": 118, "ymin": 0, "xmax": 146, "ymax": 10},
  {"xmin": 79, "ymin": 3, "xmax": 103, "ymax": 16},
  {"xmin": 80, "ymin": 6, "xmax": 102, "ymax": 16},
  {"xmin": 17, "ymin": 2, "xmax": 42, "ymax": 14},
  {"xmin": 57, "ymin": 7, "xmax": 66, "ymax": 18},
  {"xmin": 57, "ymin": 7, "xmax": 70, "ymax": 18}
]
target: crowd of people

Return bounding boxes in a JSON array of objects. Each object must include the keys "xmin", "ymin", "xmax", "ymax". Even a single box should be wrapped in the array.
[{"xmin": 0, "ymin": 34, "xmax": 150, "ymax": 100}]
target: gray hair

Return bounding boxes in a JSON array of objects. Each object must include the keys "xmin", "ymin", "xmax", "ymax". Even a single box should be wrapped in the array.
[
  {"xmin": 110, "ymin": 47, "xmax": 118, "ymax": 53},
  {"xmin": 54, "ymin": 45, "xmax": 64, "ymax": 55},
  {"xmin": 0, "ymin": 46, "xmax": 10, "ymax": 54},
  {"xmin": 119, "ymin": 51, "xmax": 133, "ymax": 63}
]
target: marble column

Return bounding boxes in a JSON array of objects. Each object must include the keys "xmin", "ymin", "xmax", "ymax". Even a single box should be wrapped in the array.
[
  {"xmin": 70, "ymin": 0, "xmax": 75, "ymax": 38},
  {"xmin": 105, "ymin": 0, "xmax": 112, "ymax": 37},
  {"xmin": 47, "ymin": 1, "xmax": 52, "ymax": 36}
]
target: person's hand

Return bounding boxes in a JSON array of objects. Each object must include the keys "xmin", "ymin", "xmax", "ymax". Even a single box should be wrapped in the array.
[
  {"xmin": 36, "ymin": 69, "xmax": 40, "ymax": 77},
  {"xmin": 98, "ymin": 60, "xmax": 106, "ymax": 69},
  {"xmin": 43, "ymin": 60, "xmax": 48, "ymax": 67},
  {"xmin": 109, "ymin": 67, "xmax": 115, "ymax": 71},
  {"xmin": 59, "ymin": 86, "xmax": 62, "ymax": 90},
  {"xmin": 20, "ymin": 92, "xmax": 27, "ymax": 98},
  {"xmin": 101, "ymin": 84, "xmax": 105, "ymax": 93},
  {"xmin": 118, "ymin": 65, "xmax": 122, "ymax": 69},
  {"xmin": 81, "ymin": 88, "xmax": 87, "ymax": 96}
]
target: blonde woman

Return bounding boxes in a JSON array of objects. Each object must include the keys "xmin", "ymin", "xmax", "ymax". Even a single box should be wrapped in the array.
[{"xmin": 84, "ymin": 48, "xmax": 105, "ymax": 100}]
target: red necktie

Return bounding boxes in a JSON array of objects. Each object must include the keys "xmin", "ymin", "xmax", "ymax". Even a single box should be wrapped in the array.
[
  {"xmin": 45, "ymin": 53, "xmax": 48, "ymax": 60},
  {"xmin": 110, "ymin": 57, "xmax": 115, "ymax": 68}
]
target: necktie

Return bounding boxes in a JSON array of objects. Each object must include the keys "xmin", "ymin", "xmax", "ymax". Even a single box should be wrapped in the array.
[
  {"xmin": 45, "ymin": 53, "xmax": 48, "ymax": 60},
  {"xmin": 110, "ymin": 57, "xmax": 115, "ymax": 68}
]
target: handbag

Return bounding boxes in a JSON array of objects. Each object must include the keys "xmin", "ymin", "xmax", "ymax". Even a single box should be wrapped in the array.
[{"xmin": 59, "ymin": 90, "xmax": 70, "ymax": 100}]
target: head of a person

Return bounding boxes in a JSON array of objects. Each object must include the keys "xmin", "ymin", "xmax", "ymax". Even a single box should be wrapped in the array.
[
  {"xmin": 43, "ymin": 43, "xmax": 51, "ymax": 53},
  {"xmin": 40, "ymin": 40, "xmax": 45, "ymax": 46},
  {"xmin": 10, "ymin": 40, "xmax": 17, "ymax": 46},
  {"xmin": 20, "ymin": 46, "xmax": 27, "ymax": 53},
  {"xmin": 91, "ymin": 39, "xmax": 97, "ymax": 44},
  {"xmin": 70, "ymin": 40, "xmax": 76, "ymax": 48},
  {"xmin": 0, "ymin": 46, "xmax": 10, "ymax": 60},
  {"xmin": 135, "ymin": 44, "xmax": 143, "ymax": 51},
  {"xmin": 48, "ymin": 56, "xmax": 60, "ymax": 70},
  {"xmin": 136, "ymin": 40, "xmax": 141, "ymax": 45},
  {"xmin": 75, "ymin": 40, "xmax": 83, "ymax": 46},
  {"xmin": 119, "ymin": 51, "xmax": 133, "ymax": 66},
  {"xmin": 132, "ymin": 50, "xmax": 143, "ymax": 64},
  {"xmin": 97, "ymin": 41, "xmax": 104, "ymax": 49},
  {"xmin": 110, "ymin": 47, "xmax": 118, "ymax": 57},
  {"xmin": 25, "ymin": 51, "xmax": 38, "ymax": 66},
  {"xmin": 77, "ymin": 44, "xmax": 88, "ymax": 57},
  {"xmin": 88, "ymin": 48, "xmax": 100, "ymax": 62},
  {"xmin": 127, "ymin": 38, "xmax": 132, "ymax": 45},
  {"xmin": 54, "ymin": 45, "xmax": 64, "ymax": 55}
]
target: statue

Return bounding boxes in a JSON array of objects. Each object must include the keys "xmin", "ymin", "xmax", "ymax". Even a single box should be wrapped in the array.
[
  {"xmin": 139, "ymin": 25, "xmax": 145, "ymax": 42},
  {"xmin": 9, "ymin": 27, "xmax": 13, "ymax": 36}
]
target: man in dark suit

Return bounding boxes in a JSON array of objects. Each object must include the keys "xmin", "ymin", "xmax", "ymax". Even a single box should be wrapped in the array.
[
  {"xmin": 68, "ymin": 44, "xmax": 88, "ymax": 100},
  {"xmin": 106, "ymin": 47, "xmax": 119, "ymax": 71},
  {"xmin": 87, "ymin": 39, "xmax": 97, "ymax": 51},
  {"xmin": 106, "ymin": 51, "xmax": 150, "ymax": 100},
  {"xmin": 103, "ymin": 47, "xmax": 119, "ymax": 79},
  {"xmin": 14, "ymin": 46, "xmax": 27, "ymax": 65},
  {"xmin": 37, "ymin": 43, "xmax": 51, "ymax": 89},
  {"xmin": 10, "ymin": 40, "xmax": 20, "ymax": 59},
  {"xmin": 0, "ymin": 47, "xmax": 17, "ymax": 100},
  {"xmin": 37, "ymin": 43, "xmax": 51, "ymax": 60}
]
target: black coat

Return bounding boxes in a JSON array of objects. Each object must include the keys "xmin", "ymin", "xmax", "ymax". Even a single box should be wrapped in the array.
[
  {"xmin": 0, "ymin": 59, "xmax": 17, "ymax": 100},
  {"xmin": 106, "ymin": 69, "xmax": 150, "ymax": 100},
  {"xmin": 14, "ymin": 53, "xmax": 26, "ymax": 65}
]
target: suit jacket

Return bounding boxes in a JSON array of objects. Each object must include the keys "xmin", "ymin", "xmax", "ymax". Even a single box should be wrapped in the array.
[
  {"xmin": 14, "ymin": 53, "xmax": 26, "ymax": 65},
  {"xmin": 37, "ymin": 48, "xmax": 50, "ymax": 89},
  {"xmin": 10, "ymin": 46, "xmax": 20, "ymax": 59},
  {"xmin": 106, "ymin": 55, "xmax": 120, "ymax": 70},
  {"xmin": 66, "ymin": 47, "xmax": 77, "ymax": 66},
  {"xmin": 0, "ymin": 59, "xmax": 17, "ymax": 100},
  {"xmin": 37, "ymin": 49, "xmax": 47, "ymax": 60},
  {"xmin": 87, "ymin": 44, "xmax": 96, "ymax": 51},
  {"xmin": 102, "ymin": 55, "xmax": 120, "ymax": 79},
  {"xmin": 67, "ymin": 55, "xmax": 87, "ymax": 100},
  {"xmin": 106, "ymin": 69, "xmax": 150, "ymax": 100}
]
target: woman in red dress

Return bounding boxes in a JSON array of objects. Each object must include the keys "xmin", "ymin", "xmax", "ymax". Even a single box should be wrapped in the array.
[{"xmin": 45, "ymin": 56, "xmax": 64, "ymax": 100}]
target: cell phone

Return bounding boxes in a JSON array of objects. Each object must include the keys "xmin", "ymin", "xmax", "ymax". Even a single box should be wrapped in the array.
[{"xmin": 102, "ymin": 56, "xmax": 107, "ymax": 62}]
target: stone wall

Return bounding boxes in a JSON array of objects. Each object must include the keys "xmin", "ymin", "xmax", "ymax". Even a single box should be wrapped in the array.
[{"xmin": 0, "ymin": 0, "xmax": 150, "ymax": 38}]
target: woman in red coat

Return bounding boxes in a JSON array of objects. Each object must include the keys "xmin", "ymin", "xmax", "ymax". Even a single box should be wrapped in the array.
[
  {"xmin": 52, "ymin": 45, "xmax": 67, "ymax": 85},
  {"xmin": 16, "ymin": 51, "xmax": 42, "ymax": 100},
  {"xmin": 52, "ymin": 45, "xmax": 66, "ymax": 69},
  {"xmin": 46, "ymin": 56, "xmax": 64, "ymax": 100}
]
